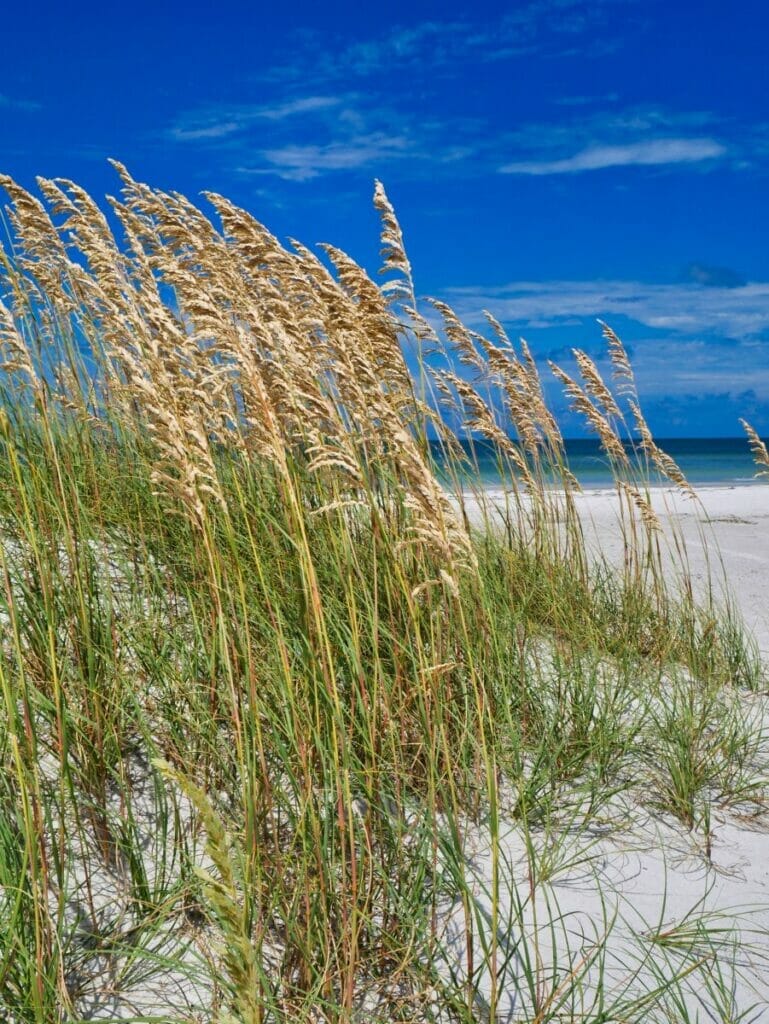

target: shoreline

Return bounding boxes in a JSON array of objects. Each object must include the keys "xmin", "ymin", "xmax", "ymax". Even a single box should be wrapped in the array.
[{"xmin": 456, "ymin": 478, "xmax": 769, "ymax": 496}]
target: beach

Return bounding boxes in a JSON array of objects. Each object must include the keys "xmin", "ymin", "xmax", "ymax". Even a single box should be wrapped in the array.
[
  {"xmin": 462, "ymin": 482, "xmax": 769, "ymax": 653},
  {"xmin": 445, "ymin": 480, "xmax": 769, "ymax": 1021},
  {"xmin": 577, "ymin": 483, "xmax": 769, "ymax": 653}
]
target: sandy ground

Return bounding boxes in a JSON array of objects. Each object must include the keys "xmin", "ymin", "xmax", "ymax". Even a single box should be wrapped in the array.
[
  {"xmin": 440, "ymin": 790, "xmax": 769, "ymax": 1022},
  {"xmin": 462, "ymin": 483, "xmax": 769, "ymax": 655},
  {"xmin": 576, "ymin": 483, "xmax": 769, "ymax": 656},
  {"xmin": 444, "ymin": 483, "xmax": 769, "ymax": 1021}
]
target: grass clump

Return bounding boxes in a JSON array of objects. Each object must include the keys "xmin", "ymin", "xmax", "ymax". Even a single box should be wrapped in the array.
[{"xmin": 0, "ymin": 166, "xmax": 765, "ymax": 1021}]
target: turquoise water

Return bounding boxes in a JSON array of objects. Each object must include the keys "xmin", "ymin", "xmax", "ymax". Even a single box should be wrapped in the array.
[{"xmin": 430, "ymin": 437, "xmax": 768, "ymax": 489}]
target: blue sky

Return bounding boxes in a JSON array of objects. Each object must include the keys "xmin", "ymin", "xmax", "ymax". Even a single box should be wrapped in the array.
[{"xmin": 2, "ymin": 0, "xmax": 769, "ymax": 436}]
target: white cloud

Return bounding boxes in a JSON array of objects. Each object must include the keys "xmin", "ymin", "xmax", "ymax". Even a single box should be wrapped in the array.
[
  {"xmin": 443, "ymin": 279, "xmax": 769, "ymax": 339},
  {"xmin": 0, "ymin": 93, "xmax": 41, "ymax": 112},
  {"xmin": 436, "ymin": 279, "xmax": 769, "ymax": 409},
  {"xmin": 166, "ymin": 90, "xmax": 749, "ymax": 186},
  {"xmin": 500, "ymin": 137, "xmax": 726, "ymax": 175},
  {"xmin": 258, "ymin": 96, "xmax": 342, "ymax": 120},
  {"xmin": 169, "ymin": 96, "xmax": 342, "ymax": 142},
  {"xmin": 171, "ymin": 121, "xmax": 241, "ymax": 141},
  {"xmin": 262, "ymin": 2, "xmax": 633, "ymax": 84},
  {"xmin": 554, "ymin": 92, "xmax": 621, "ymax": 107},
  {"xmin": 245, "ymin": 134, "xmax": 413, "ymax": 181}
]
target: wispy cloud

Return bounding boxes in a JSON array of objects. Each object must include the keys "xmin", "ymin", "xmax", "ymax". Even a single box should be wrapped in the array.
[
  {"xmin": 0, "ymin": 93, "xmax": 41, "ymax": 112},
  {"xmin": 167, "ymin": 92, "xmax": 739, "ymax": 185},
  {"xmin": 328, "ymin": 21, "xmax": 467, "ymax": 77},
  {"xmin": 242, "ymin": 133, "xmax": 413, "ymax": 181},
  {"xmin": 682, "ymin": 263, "xmax": 747, "ymax": 289},
  {"xmin": 440, "ymin": 277, "xmax": 769, "ymax": 414},
  {"xmin": 172, "ymin": 121, "xmax": 242, "ymax": 141},
  {"xmin": 500, "ymin": 137, "xmax": 726, "ymax": 175},
  {"xmin": 259, "ymin": 96, "xmax": 342, "ymax": 120},
  {"xmin": 168, "ymin": 92, "xmax": 438, "ymax": 181},
  {"xmin": 169, "ymin": 96, "xmax": 342, "ymax": 142},
  {"xmin": 444, "ymin": 278, "xmax": 769, "ymax": 339},
  {"xmin": 260, "ymin": 1, "xmax": 637, "ymax": 84},
  {"xmin": 495, "ymin": 107, "xmax": 733, "ymax": 178},
  {"xmin": 553, "ymin": 92, "xmax": 621, "ymax": 107}
]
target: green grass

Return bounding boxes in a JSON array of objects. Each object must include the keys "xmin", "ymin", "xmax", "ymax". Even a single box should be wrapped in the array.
[
  {"xmin": 0, "ymin": 168, "xmax": 765, "ymax": 1021},
  {"xmin": 0, "ymin": 420, "xmax": 764, "ymax": 1022}
]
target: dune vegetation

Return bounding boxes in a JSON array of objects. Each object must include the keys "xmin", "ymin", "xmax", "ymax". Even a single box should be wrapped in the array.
[{"xmin": 0, "ymin": 167, "xmax": 767, "ymax": 1022}]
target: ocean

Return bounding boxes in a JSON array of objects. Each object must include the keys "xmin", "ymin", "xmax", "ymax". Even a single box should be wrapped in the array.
[{"xmin": 430, "ymin": 437, "xmax": 768, "ymax": 489}]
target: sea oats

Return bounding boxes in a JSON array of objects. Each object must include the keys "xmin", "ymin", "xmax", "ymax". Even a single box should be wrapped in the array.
[
  {"xmin": 0, "ymin": 165, "xmax": 764, "ymax": 1024},
  {"xmin": 429, "ymin": 299, "xmax": 487, "ymax": 372},
  {"xmin": 598, "ymin": 319, "xmax": 636, "ymax": 397},
  {"xmin": 483, "ymin": 311, "xmax": 515, "ymax": 351},
  {"xmin": 573, "ymin": 348, "xmax": 621, "ymax": 420},
  {"xmin": 480, "ymin": 343, "xmax": 543, "ymax": 455},
  {"xmin": 373, "ymin": 179, "xmax": 415, "ymax": 306},
  {"xmin": 619, "ymin": 480, "xmax": 662, "ymax": 532},
  {"xmin": 740, "ymin": 418, "xmax": 769, "ymax": 478},
  {"xmin": 0, "ymin": 299, "xmax": 39, "ymax": 391},
  {"xmin": 519, "ymin": 337, "xmax": 564, "ymax": 449},
  {"xmin": 0, "ymin": 175, "xmax": 73, "ymax": 300},
  {"xmin": 550, "ymin": 362, "xmax": 629, "ymax": 468},
  {"xmin": 629, "ymin": 399, "xmax": 695, "ymax": 497}
]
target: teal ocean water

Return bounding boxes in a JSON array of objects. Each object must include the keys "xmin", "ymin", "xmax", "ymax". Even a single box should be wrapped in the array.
[{"xmin": 431, "ymin": 437, "xmax": 768, "ymax": 489}]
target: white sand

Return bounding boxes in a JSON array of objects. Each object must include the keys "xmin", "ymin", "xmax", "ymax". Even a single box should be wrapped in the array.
[
  {"xmin": 442, "ymin": 483, "xmax": 769, "ymax": 1021},
  {"xmin": 463, "ymin": 483, "xmax": 769, "ymax": 654},
  {"xmin": 440, "ymin": 793, "xmax": 769, "ymax": 1021},
  {"xmin": 575, "ymin": 483, "xmax": 769, "ymax": 656}
]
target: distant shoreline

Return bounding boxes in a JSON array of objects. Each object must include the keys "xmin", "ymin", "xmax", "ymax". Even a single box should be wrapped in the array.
[
  {"xmin": 462, "ymin": 477, "xmax": 768, "ymax": 495},
  {"xmin": 431, "ymin": 436, "xmax": 767, "ymax": 491}
]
